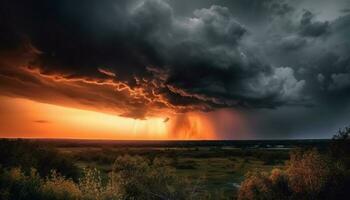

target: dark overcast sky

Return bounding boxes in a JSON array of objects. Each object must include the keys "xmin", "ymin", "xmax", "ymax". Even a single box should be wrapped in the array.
[{"xmin": 1, "ymin": 0, "xmax": 350, "ymax": 139}]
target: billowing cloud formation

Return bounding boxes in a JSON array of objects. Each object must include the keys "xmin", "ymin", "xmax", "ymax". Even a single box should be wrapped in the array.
[
  {"xmin": 299, "ymin": 10, "xmax": 330, "ymax": 37},
  {"xmin": 0, "ymin": 0, "xmax": 350, "ymax": 138}
]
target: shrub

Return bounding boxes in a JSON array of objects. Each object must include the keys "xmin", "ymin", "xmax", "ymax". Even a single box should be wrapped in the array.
[
  {"xmin": 330, "ymin": 126, "xmax": 350, "ymax": 167},
  {"xmin": 286, "ymin": 149, "xmax": 331, "ymax": 198},
  {"xmin": 238, "ymin": 149, "xmax": 348, "ymax": 200},
  {"xmin": 0, "ymin": 167, "xmax": 122, "ymax": 200},
  {"xmin": 269, "ymin": 169, "xmax": 290, "ymax": 199},
  {"xmin": 41, "ymin": 170, "xmax": 81, "ymax": 200},
  {"xmin": 238, "ymin": 171, "xmax": 272, "ymax": 200},
  {"xmin": 0, "ymin": 155, "xmax": 204, "ymax": 200},
  {"xmin": 79, "ymin": 168, "xmax": 121, "ymax": 200},
  {"xmin": 0, "ymin": 168, "xmax": 42, "ymax": 200},
  {"xmin": 0, "ymin": 139, "xmax": 79, "ymax": 179},
  {"xmin": 111, "ymin": 155, "xmax": 201, "ymax": 200},
  {"xmin": 79, "ymin": 168, "xmax": 104, "ymax": 200}
]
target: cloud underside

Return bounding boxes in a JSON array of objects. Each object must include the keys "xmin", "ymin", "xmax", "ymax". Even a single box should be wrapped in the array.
[{"xmin": 0, "ymin": 0, "xmax": 350, "ymax": 120}]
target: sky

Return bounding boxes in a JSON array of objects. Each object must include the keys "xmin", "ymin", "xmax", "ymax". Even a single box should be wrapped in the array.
[{"xmin": 0, "ymin": 0, "xmax": 349, "ymax": 139}]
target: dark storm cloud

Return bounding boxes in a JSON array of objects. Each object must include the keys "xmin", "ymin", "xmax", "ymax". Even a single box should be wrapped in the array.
[
  {"xmin": 0, "ymin": 0, "xmax": 308, "ymax": 117},
  {"xmin": 243, "ymin": 7, "xmax": 350, "ymax": 138},
  {"xmin": 0, "ymin": 0, "xmax": 350, "ymax": 138},
  {"xmin": 278, "ymin": 36, "xmax": 307, "ymax": 51},
  {"xmin": 297, "ymin": 14, "xmax": 350, "ymax": 98},
  {"xmin": 299, "ymin": 10, "xmax": 330, "ymax": 37}
]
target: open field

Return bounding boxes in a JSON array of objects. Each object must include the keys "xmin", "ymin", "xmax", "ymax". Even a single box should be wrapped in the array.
[
  {"xmin": 38, "ymin": 139, "xmax": 328, "ymax": 198},
  {"xmin": 3, "ymin": 138, "xmax": 346, "ymax": 200}
]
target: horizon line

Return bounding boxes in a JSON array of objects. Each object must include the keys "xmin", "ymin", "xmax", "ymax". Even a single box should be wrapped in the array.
[{"xmin": 0, "ymin": 137, "xmax": 332, "ymax": 141}]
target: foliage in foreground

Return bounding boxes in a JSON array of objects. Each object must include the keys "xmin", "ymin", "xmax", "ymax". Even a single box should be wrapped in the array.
[
  {"xmin": 0, "ymin": 155, "xmax": 203, "ymax": 200},
  {"xmin": 238, "ymin": 126, "xmax": 350, "ymax": 200},
  {"xmin": 0, "ymin": 139, "xmax": 79, "ymax": 179}
]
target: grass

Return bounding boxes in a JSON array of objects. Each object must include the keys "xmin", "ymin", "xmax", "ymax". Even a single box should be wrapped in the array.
[{"xmin": 56, "ymin": 146, "xmax": 288, "ymax": 198}]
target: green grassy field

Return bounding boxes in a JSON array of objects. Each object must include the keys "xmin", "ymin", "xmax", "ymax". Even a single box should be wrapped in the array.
[{"xmin": 56, "ymin": 146, "xmax": 289, "ymax": 198}]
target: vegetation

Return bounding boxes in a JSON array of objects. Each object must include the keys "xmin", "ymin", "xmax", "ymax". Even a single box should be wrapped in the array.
[
  {"xmin": 0, "ymin": 158, "xmax": 201, "ymax": 200},
  {"xmin": 238, "ymin": 126, "xmax": 350, "ymax": 200},
  {"xmin": 238, "ymin": 149, "xmax": 348, "ymax": 200},
  {"xmin": 0, "ymin": 139, "xmax": 79, "ymax": 179},
  {"xmin": 0, "ymin": 127, "xmax": 349, "ymax": 199},
  {"xmin": 0, "ymin": 140, "xmax": 203, "ymax": 200}
]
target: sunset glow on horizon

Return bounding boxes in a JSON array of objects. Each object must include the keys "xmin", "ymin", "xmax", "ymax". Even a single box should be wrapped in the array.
[{"xmin": 0, "ymin": 96, "xmax": 217, "ymax": 140}]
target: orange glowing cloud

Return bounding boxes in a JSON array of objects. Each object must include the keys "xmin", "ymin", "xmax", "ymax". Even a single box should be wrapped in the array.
[
  {"xmin": 0, "ymin": 96, "xmax": 217, "ymax": 140},
  {"xmin": 0, "ymin": 40, "xmax": 248, "ymax": 140}
]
